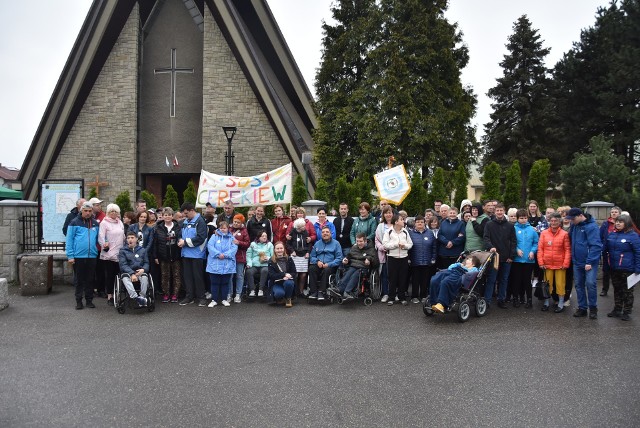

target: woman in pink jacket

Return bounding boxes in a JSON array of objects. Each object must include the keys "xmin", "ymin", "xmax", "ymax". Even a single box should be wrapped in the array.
[{"xmin": 98, "ymin": 203, "xmax": 125, "ymax": 306}]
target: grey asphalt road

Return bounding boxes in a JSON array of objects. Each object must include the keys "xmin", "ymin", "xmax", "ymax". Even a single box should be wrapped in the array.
[{"xmin": 0, "ymin": 284, "xmax": 638, "ymax": 428}]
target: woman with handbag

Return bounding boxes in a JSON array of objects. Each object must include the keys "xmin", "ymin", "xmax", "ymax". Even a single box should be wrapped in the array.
[{"xmin": 537, "ymin": 213, "xmax": 571, "ymax": 312}]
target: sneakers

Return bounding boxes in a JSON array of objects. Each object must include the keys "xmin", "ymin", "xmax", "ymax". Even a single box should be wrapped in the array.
[
  {"xmin": 395, "ymin": 296, "xmax": 400, "ymax": 302},
  {"xmin": 411, "ymin": 298, "xmax": 420, "ymax": 304},
  {"xmin": 205, "ymin": 292, "xmax": 212, "ymax": 300},
  {"xmin": 554, "ymin": 306, "xmax": 565, "ymax": 313},
  {"xmin": 541, "ymin": 305, "xmax": 549, "ymax": 312},
  {"xmin": 75, "ymin": 301, "xmax": 84, "ymax": 310},
  {"xmin": 234, "ymin": 294, "xmax": 242, "ymax": 303},
  {"xmin": 302, "ymin": 288, "xmax": 309, "ymax": 296},
  {"xmin": 258, "ymin": 290, "xmax": 264, "ymax": 297},
  {"xmin": 308, "ymin": 292, "xmax": 318, "ymax": 300},
  {"xmin": 162, "ymin": 295, "xmax": 170, "ymax": 303},
  {"xmin": 249, "ymin": 290, "xmax": 256, "ymax": 297},
  {"xmin": 401, "ymin": 300, "xmax": 408, "ymax": 306},
  {"xmin": 208, "ymin": 300, "xmax": 217, "ymax": 308},
  {"xmin": 197, "ymin": 299, "xmax": 208, "ymax": 307},
  {"xmin": 179, "ymin": 298, "xmax": 194, "ymax": 306},
  {"xmin": 171, "ymin": 295, "xmax": 178, "ymax": 303},
  {"xmin": 564, "ymin": 300, "xmax": 570, "ymax": 307},
  {"xmin": 573, "ymin": 308, "xmax": 588, "ymax": 317},
  {"xmin": 432, "ymin": 303, "xmax": 445, "ymax": 313},
  {"xmin": 387, "ymin": 300, "xmax": 394, "ymax": 306},
  {"xmin": 344, "ymin": 293, "xmax": 356, "ymax": 301},
  {"xmin": 285, "ymin": 298, "xmax": 293, "ymax": 308},
  {"xmin": 221, "ymin": 300, "xmax": 231, "ymax": 307},
  {"xmin": 136, "ymin": 296, "xmax": 147, "ymax": 307},
  {"xmin": 381, "ymin": 295, "xmax": 389, "ymax": 303},
  {"xmin": 317, "ymin": 292, "xmax": 325, "ymax": 301},
  {"xmin": 589, "ymin": 309, "xmax": 598, "ymax": 319}
]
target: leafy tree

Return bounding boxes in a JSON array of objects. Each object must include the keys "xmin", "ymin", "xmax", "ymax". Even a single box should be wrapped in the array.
[
  {"xmin": 354, "ymin": 171, "xmax": 373, "ymax": 208},
  {"xmin": 560, "ymin": 135, "xmax": 630, "ymax": 206},
  {"xmin": 428, "ymin": 167, "xmax": 448, "ymax": 208},
  {"xmin": 483, "ymin": 15, "xmax": 551, "ymax": 201},
  {"xmin": 140, "ymin": 190, "xmax": 157, "ymax": 209},
  {"xmin": 403, "ymin": 169, "xmax": 428, "ymax": 216},
  {"xmin": 314, "ymin": 178, "xmax": 330, "ymax": 204},
  {"xmin": 114, "ymin": 190, "xmax": 133, "ymax": 214},
  {"xmin": 503, "ymin": 160, "xmax": 522, "ymax": 207},
  {"xmin": 88, "ymin": 187, "xmax": 97, "ymax": 199},
  {"xmin": 528, "ymin": 159, "xmax": 551, "ymax": 209},
  {"xmin": 292, "ymin": 174, "xmax": 307, "ymax": 206},
  {"xmin": 334, "ymin": 176, "xmax": 355, "ymax": 215},
  {"xmin": 163, "ymin": 185, "xmax": 180, "ymax": 210},
  {"xmin": 482, "ymin": 161, "xmax": 502, "ymax": 201},
  {"xmin": 452, "ymin": 165, "xmax": 469, "ymax": 209},
  {"xmin": 183, "ymin": 181, "xmax": 196, "ymax": 205}
]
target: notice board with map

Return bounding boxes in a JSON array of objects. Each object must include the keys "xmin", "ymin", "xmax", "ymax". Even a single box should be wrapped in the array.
[{"xmin": 40, "ymin": 180, "xmax": 83, "ymax": 242}]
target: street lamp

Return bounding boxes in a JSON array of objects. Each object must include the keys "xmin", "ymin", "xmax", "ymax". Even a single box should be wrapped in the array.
[
  {"xmin": 222, "ymin": 126, "xmax": 237, "ymax": 175},
  {"xmin": 301, "ymin": 151, "xmax": 312, "ymax": 198}
]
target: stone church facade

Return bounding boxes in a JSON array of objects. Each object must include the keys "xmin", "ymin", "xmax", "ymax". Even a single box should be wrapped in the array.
[{"xmin": 20, "ymin": 0, "xmax": 316, "ymax": 205}]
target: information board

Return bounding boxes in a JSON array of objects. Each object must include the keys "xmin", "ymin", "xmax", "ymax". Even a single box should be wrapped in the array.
[{"xmin": 41, "ymin": 182, "xmax": 82, "ymax": 242}]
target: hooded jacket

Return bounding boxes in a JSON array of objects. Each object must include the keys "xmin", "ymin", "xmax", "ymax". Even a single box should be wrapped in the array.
[
  {"xmin": 246, "ymin": 240, "xmax": 274, "ymax": 268},
  {"xmin": 569, "ymin": 213, "xmax": 603, "ymax": 267},
  {"xmin": 346, "ymin": 239, "xmax": 379, "ymax": 269},
  {"xmin": 437, "ymin": 217, "xmax": 466, "ymax": 257},
  {"xmin": 181, "ymin": 213, "xmax": 208, "ymax": 259},
  {"xmin": 606, "ymin": 230, "xmax": 640, "ymax": 273},
  {"xmin": 230, "ymin": 225, "xmax": 250, "ymax": 264},
  {"xmin": 513, "ymin": 221, "xmax": 539, "ymax": 263},
  {"xmin": 206, "ymin": 229, "xmax": 238, "ymax": 275},
  {"xmin": 118, "ymin": 245, "xmax": 149, "ymax": 274},
  {"xmin": 350, "ymin": 213, "xmax": 377, "ymax": 245},
  {"xmin": 66, "ymin": 215, "xmax": 100, "ymax": 260},
  {"xmin": 538, "ymin": 227, "xmax": 571, "ymax": 270},
  {"xmin": 458, "ymin": 199, "xmax": 472, "ymax": 220}
]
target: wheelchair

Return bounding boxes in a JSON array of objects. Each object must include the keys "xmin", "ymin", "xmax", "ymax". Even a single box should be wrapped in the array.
[
  {"xmin": 113, "ymin": 272, "xmax": 155, "ymax": 314},
  {"xmin": 328, "ymin": 265, "xmax": 380, "ymax": 306}
]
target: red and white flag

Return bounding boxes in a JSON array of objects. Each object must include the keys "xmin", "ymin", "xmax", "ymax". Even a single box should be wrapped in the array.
[{"xmin": 173, "ymin": 155, "xmax": 180, "ymax": 168}]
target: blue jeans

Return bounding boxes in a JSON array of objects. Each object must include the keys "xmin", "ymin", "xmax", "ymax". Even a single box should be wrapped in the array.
[
  {"xmin": 227, "ymin": 262, "xmax": 245, "ymax": 297},
  {"xmin": 484, "ymin": 261, "xmax": 512, "ymax": 303},
  {"xmin": 573, "ymin": 264, "xmax": 599, "ymax": 310},
  {"xmin": 272, "ymin": 279, "xmax": 295, "ymax": 300},
  {"xmin": 339, "ymin": 267, "xmax": 365, "ymax": 294}
]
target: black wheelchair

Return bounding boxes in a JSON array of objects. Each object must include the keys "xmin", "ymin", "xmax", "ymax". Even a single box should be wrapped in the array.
[
  {"xmin": 328, "ymin": 266, "xmax": 380, "ymax": 306},
  {"xmin": 113, "ymin": 273, "xmax": 155, "ymax": 314}
]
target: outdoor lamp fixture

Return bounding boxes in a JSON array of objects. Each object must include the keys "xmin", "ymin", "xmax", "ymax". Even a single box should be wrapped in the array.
[{"xmin": 222, "ymin": 126, "xmax": 237, "ymax": 175}]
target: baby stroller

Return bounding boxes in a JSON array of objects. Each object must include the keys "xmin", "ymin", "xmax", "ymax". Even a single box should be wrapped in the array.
[
  {"xmin": 328, "ymin": 266, "xmax": 381, "ymax": 306},
  {"xmin": 423, "ymin": 250, "xmax": 493, "ymax": 323},
  {"xmin": 113, "ymin": 273, "xmax": 156, "ymax": 314}
]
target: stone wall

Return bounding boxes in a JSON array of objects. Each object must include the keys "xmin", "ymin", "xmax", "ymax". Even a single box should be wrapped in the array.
[
  {"xmin": 47, "ymin": 4, "xmax": 140, "ymax": 205},
  {"xmin": 202, "ymin": 8, "xmax": 290, "ymax": 176},
  {"xmin": 0, "ymin": 201, "xmax": 38, "ymax": 282}
]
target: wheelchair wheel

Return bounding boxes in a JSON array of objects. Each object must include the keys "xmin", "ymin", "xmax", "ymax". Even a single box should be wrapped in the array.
[
  {"xmin": 364, "ymin": 297, "xmax": 373, "ymax": 306},
  {"xmin": 475, "ymin": 297, "xmax": 487, "ymax": 317},
  {"xmin": 147, "ymin": 275, "xmax": 155, "ymax": 312},
  {"xmin": 369, "ymin": 269, "xmax": 381, "ymax": 300},
  {"xmin": 114, "ymin": 276, "xmax": 126, "ymax": 314},
  {"xmin": 423, "ymin": 297, "xmax": 433, "ymax": 316},
  {"xmin": 336, "ymin": 297, "xmax": 344, "ymax": 305},
  {"xmin": 457, "ymin": 301, "xmax": 470, "ymax": 323}
]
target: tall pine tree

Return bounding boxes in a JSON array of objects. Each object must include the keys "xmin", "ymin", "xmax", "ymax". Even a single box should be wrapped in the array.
[{"xmin": 483, "ymin": 15, "xmax": 551, "ymax": 202}]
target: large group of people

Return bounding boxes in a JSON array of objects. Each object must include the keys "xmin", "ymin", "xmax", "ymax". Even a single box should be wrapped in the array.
[{"xmin": 63, "ymin": 195, "xmax": 637, "ymax": 321}]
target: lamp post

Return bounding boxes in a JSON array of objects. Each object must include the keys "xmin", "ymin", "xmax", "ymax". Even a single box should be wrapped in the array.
[
  {"xmin": 301, "ymin": 152, "xmax": 312, "ymax": 198},
  {"xmin": 222, "ymin": 126, "xmax": 237, "ymax": 175}
]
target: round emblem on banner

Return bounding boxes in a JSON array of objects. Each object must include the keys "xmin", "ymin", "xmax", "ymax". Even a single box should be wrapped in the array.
[{"xmin": 386, "ymin": 177, "xmax": 400, "ymax": 190}]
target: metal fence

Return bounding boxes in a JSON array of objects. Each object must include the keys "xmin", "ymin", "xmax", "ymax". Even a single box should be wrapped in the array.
[{"xmin": 20, "ymin": 212, "xmax": 65, "ymax": 253}]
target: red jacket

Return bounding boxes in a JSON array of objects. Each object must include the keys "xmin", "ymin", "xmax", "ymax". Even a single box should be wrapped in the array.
[
  {"xmin": 286, "ymin": 218, "xmax": 317, "ymax": 244},
  {"xmin": 538, "ymin": 227, "xmax": 571, "ymax": 270},
  {"xmin": 271, "ymin": 215, "xmax": 292, "ymax": 244},
  {"xmin": 230, "ymin": 226, "xmax": 250, "ymax": 264}
]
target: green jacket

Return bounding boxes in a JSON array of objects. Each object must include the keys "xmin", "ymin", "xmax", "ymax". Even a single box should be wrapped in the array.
[
  {"xmin": 350, "ymin": 214, "xmax": 377, "ymax": 245},
  {"xmin": 465, "ymin": 213, "xmax": 489, "ymax": 252}
]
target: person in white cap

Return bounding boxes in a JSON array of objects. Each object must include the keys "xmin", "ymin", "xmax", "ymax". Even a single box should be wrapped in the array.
[{"xmin": 88, "ymin": 197, "xmax": 105, "ymax": 223}]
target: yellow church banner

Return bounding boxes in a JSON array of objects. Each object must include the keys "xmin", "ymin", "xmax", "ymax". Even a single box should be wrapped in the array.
[
  {"xmin": 374, "ymin": 164, "xmax": 411, "ymax": 205},
  {"xmin": 196, "ymin": 164, "xmax": 292, "ymax": 208}
]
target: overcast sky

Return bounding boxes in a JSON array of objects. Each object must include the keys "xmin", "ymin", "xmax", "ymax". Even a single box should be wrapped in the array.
[{"xmin": 0, "ymin": 0, "xmax": 609, "ymax": 170}]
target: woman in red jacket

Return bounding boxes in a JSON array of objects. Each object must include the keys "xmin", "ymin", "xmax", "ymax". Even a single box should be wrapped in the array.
[
  {"xmin": 230, "ymin": 214, "xmax": 250, "ymax": 302},
  {"xmin": 271, "ymin": 204, "xmax": 292, "ymax": 244},
  {"xmin": 537, "ymin": 213, "xmax": 571, "ymax": 312}
]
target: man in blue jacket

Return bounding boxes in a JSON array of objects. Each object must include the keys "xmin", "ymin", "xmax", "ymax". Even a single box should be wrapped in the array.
[
  {"xmin": 308, "ymin": 226, "xmax": 343, "ymax": 301},
  {"xmin": 566, "ymin": 208, "xmax": 603, "ymax": 319},
  {"xmin": 66, "ymin": 201, "xmax": 99, "ymax": 310},
  {"xmin": 178, "ymin": 202, "xmax": 208, "ymax": 306}
]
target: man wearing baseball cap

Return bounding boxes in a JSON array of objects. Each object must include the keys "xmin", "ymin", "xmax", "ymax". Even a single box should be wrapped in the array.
[
  {"xmin": 565, "ymin": 208, "xmax": 603, "ymax": 319},
  {"xmin": 88, "ymin": 197, "xmax": 105, "ymax": 223}
]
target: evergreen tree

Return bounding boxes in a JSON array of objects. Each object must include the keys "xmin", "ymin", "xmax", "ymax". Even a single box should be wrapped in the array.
[
  {"xmin": 527, "ymin": 159, "xmax": 551, "ymax": 209},
  {"xmin": 482, "ymin": 161, "xmax": 502, "ymax": 201},
  {"xmin": 560, "ymin": 135, "xmax": 630, "ymax": 206},
  {"xmin": 403, "ymin": 169, "xmax": 428, "ymax": 217},
  {"xmin": 314, "ymin": 179, "xmax": 330, "ymax": 204},
  {"xmin": 88, "ymin": 187, "xmax": 97, "ymax": 199},
  {"xmin": 428, "ymin": 167, "xmax": 448, "ymax": 208},
  {"xmin": 483, "ymin": 15, "xmax": 551, "ymax": 201},
  {"xmin": 140, "ymin": 190, "xmax": 157, "ymax": 210},
  {"xmin": 452, "ymin": 165, "xmax": 469, "ymax": 209},
  {"xmin": 503, "ymin": 160, "xmax": 522, "ymax": 207},
  {"xmin": 334, "ymin": 176, "xmax": 355, "ymax": 214},
  {"xmin": 183, "ymin": 181, "xmax": 196, "ymax": 205},
  {"xmin": 292, "ymin": 174, "xmax": 307, "ymax": 206},
  {"xmin": 114, "ymin": 190, "xmax": 133, "ymax": 214},
  {"xmin": 163, "ymin": 185, "xmax": 180, "ymax": 210},
  {"xmin": 355, "ymin": 171, "xmax": 373, "ymax": 208}
]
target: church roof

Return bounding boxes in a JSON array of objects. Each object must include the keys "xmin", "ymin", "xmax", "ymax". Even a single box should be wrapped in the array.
[{"xmin": 19, "ymin": 0, "xmax": 317, "ymax": 201}]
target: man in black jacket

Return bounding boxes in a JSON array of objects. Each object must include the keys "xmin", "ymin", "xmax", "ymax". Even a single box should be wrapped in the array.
[
  {"xmin": 483, "ymin": 203, "xmax": 517, "ymax": 308},
  {"xmin": 62, "ymin": 198, "xmax": 85, "ymax": 236},
  {"xmin": 333, "ymin": 203, "xmax": 354, "ymax": 256}
]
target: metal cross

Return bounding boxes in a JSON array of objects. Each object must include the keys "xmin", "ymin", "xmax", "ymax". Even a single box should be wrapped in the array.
[{"xmin": 154, "ymin": 48, "xmax": 194, "ymax": 117}]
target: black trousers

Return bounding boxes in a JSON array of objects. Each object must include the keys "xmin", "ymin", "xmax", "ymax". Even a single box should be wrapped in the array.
[
  {"xmin": 182, "ymin": 258, "xmax": 205, "ymax": 300},
  {"xmin": 387, "ymin": 256, "xmax": 409, "ymax": 301},
  {"xmin": 102, "ymin": 260, "xmax": 120, "ymax": 295},
  {"xmin": 410, "ymin": 265, "xmax": 434, "ymax": 300},
  {"xmin": 74, "ymin": 258, "xmax": 97, "ymax": 302},
  {"xmin": 511, "ymin": 262, "xmax": 534, "ymax": 300},
  {"xmin": 308, "ymin": 264, "xmax": 335, "ymax": 293}
]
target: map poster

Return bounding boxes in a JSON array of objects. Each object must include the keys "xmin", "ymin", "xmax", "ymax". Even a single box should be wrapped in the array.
[{"xmin": 41, "ymin": 182, "xmax": 82, "ymax": 242}]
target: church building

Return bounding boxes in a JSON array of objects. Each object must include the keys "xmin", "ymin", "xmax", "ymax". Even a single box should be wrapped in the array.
[{"xmin": 19, "ymin": 0, "xmax": 317, "ymax": 204}]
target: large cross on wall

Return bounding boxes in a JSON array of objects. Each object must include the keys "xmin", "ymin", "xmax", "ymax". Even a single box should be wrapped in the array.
[{"xmin": 154, "ymin": 48, "xmax": 194, "ymax": 117}]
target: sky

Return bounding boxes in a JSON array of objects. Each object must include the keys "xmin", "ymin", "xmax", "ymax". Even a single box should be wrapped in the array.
[{"xmin": 0, "ymin": 0, "xmax": 609, "ymax": 170}]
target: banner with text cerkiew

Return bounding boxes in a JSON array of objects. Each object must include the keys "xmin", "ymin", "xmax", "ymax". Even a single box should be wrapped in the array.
[{"xmin": 196, "ymin": 164, "xmax": 292, "ymax": 208}]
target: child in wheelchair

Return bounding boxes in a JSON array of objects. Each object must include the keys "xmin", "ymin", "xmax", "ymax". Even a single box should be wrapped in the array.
[
  {"xmin": 118, "ymin": 230, "xmax": 150, "ymax": 307},
  {"xmin": 430, "ymin": 254, "xmax": 480, "ymax": 314},
  {"xmin": 328, "ymin": 233, "xmax": 378, "ymax": 300}
]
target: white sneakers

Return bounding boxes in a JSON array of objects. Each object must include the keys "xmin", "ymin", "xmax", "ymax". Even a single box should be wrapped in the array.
[
  {"xmin": 208, "ymin": 300, "xmax": 231, "ymax": 307},
  {"xmin": 234, "ymin": 294, "xmax": 241, "ymax": 303},
  {"xmin": 207, "ymin": 300, "xmax": 217, "ymax": 308},
  {"xmin": 249, "ymin": 290, "xmax": 256, "ymax": 297},
  {"xmin": 221, "ymin": 300, "xmax": 231, "ymax": 307},
  {"xmin": 258, "ymin": 290, "xmax": 264, "ymax": 297},
  {"xmin": 381, "ymin": 295, "xmax": 389, "ymax": 303},
  {"xmin": 205, "ymin": 292, "xmax": 212, "ymax": 300}
]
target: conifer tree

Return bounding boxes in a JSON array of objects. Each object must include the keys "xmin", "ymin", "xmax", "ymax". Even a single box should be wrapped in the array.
[
  {"xmin": 183, "ymin": 181, "xmax": 196, "ymax": 205},
  {"xmin": 482, "ymin": 162, "xmax": 502, "ymax": 201},
  {"xmin": 527, "ymin": 159, "xmax": 551, "ymax": 208},
  {"xmin": 428, "ymin": 167, "xmax": 448, "ymax": 208},
  {"xmin": 140, "ymin": 190, "xmax": 157, "ymax": 210},
  {"xmin": 292, "ymin": 175, "xmax": 307, "ymax": 206},
  {"xmin": 452, "ymin": 165, "xmax": 469, "ymax": 209},
  {"xmin": 403, "ymin": 169, "xmax": 428, "ymax": 217},
  {"xmin": 503, "ymin": 160, "xmax": 522, "ymax": 207},
  {"xmin": 163, "ymin": 185, "xmax": 180, "ymax": 210},
  {"xmin": 114, "ymin": 190, "xmax": 133, "ymax": 214},
  {"xmin": 314, "ymin": 179, "xmax": 330, "ymax": 204}
]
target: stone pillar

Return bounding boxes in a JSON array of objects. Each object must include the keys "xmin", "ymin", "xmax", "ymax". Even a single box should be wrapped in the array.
[
  {"xmin": 0, "ymin": 278, "xmax": 8, "ymax": 310},
  {"xmin": 0, "ymin": 200, "xmax": 38, "ymax": 282}
]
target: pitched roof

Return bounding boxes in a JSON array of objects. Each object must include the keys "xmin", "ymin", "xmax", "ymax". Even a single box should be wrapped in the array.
[{"xmin": 19, "ymin": 0, "xmax": 316, "ymax": 201}]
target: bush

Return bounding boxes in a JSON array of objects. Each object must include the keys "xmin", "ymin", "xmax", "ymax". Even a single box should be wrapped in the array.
[
  {"xmin": 114, "ymin": 190, "xmax": 133, "ymax": 214},
  {"xmin": 140, "ymin": 190, "xmax": 157, "ymax": 209},
  {"xmin": 163, "ymin": 185, "xmax": 180, "ymax": 210},
  {"xmin": 183, "ymin": 181, "xmax": 197, "ymax": 205}
]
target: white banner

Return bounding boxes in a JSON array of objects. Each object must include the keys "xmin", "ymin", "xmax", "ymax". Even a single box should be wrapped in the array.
[
  {"xmin": 374, "ymin": 165, "xmax": 411, "ymax": 205},
  {"xmin": 196, "ymin": 164, "xmax": 292, "ymax": 208}
]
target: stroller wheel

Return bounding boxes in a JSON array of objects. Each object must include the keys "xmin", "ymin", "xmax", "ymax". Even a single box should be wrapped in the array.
[
  {"xmin": 457, "ymin": 301, "xmax": 471, "ymax": 323},
  {"xmin": 423, "ymin": 298, "xmax": 433, "ymax": 316},
  {"xmin": 117, "ymin": 306, "xmax": 126, "ymax": 314},
  {"xmin": 364, "ymin": 297, "xmax": 373, "ymax": 306},
  {"xmin": 476, "ymin": 297, "xmax": 488, "ymax": 317}
]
